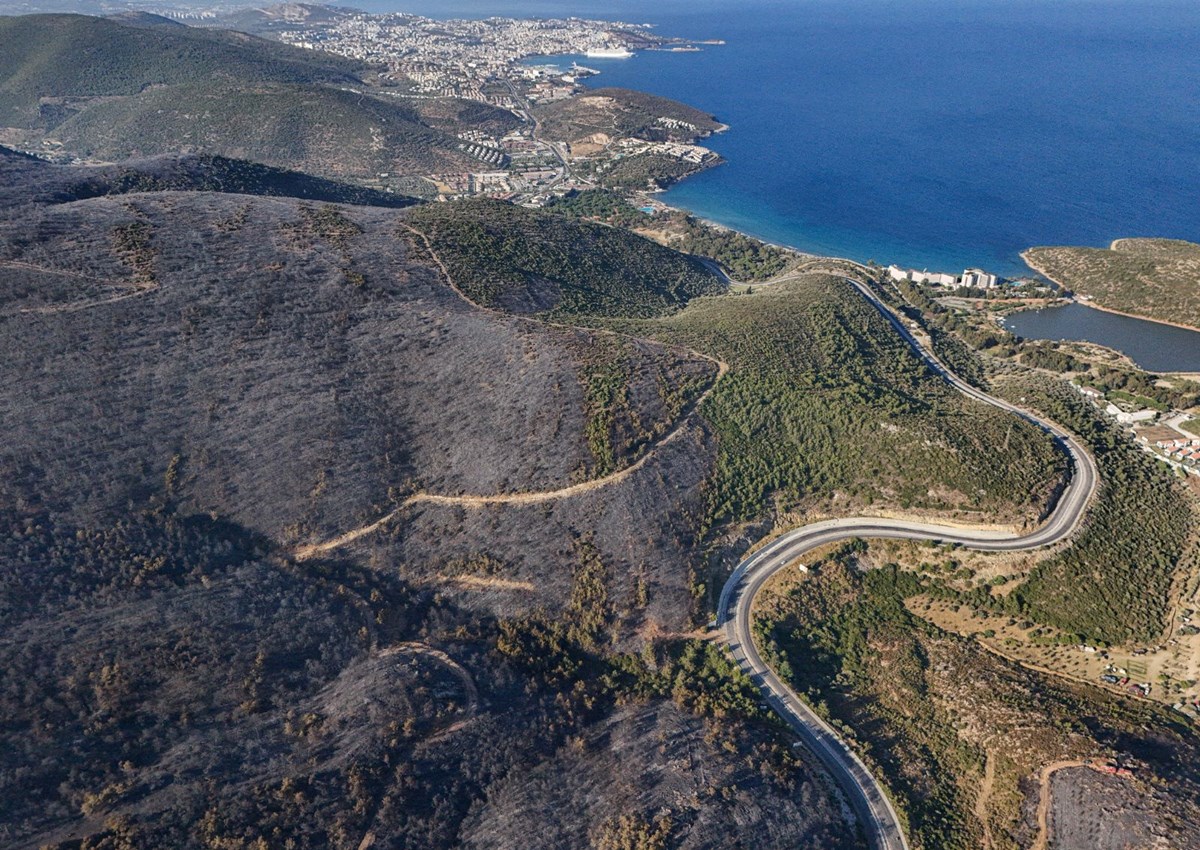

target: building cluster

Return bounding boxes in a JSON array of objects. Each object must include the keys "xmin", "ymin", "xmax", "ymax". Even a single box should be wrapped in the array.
[
  {"xmin": 1079, "ymin": 382, "xmax": 1200, "ymax": 476},
  {"xmin": 1076, "ymin": 384, "xmax": 1160, "ymax": 425},
  {"xmin": 604, "ymin": 138, "xmax": 719, "ymax": 165},
  {"xmin": 643, "ymin": 141, "xmax": 716, "ymax": 165},
  {"xmin": 266, "ymin": 9, "xmax": 666, "ymax": 101},
  {"xmin": 456, "ymin": 141, "xmax": 507, "ymax": 167},
  {"xmin": 428, "ymin": 128, "xmax": 570, "ymax": 200},
  {"xmin": 887, "ymin": 265, "xmax": 1000, "ymax": 289},
  {"xmin": 1105, "ymin": 402, "xmax": 1157, "ymax": 425},
  {"xmin": 656, "ymin": 116, "xmax": 701, "ymax": 133},
  {"xmin": 172, "ymin": 6, "xmax": 716, "ymax": 204},
  {"xmin": 426, "ymin": 124, "xmax": 544, "ymax": 195},
  {"xmin": 1140, "ymin": 432, "xmax": 1200, "ymax": 467},
  {"xmin": 524, "ymin": 77, "xmax": 577, "ymax": 104}
]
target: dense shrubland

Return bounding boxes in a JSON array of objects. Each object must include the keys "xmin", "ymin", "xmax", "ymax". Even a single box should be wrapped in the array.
[
  {"xmin": 405, "ymin": 199, "xmax": 723, "ymax": 317},
  {"xmin": 997, "ymin": 378, "xmax": 1192, "ymax": 644},
  {"xmin": 552, "ymin": 189, "xmax": 797, "ymax": 281},
  {"xmin": 613, "ymin": 277, "xmax": 1065, "ymax": 532},
  {"xmin": 878, "ymin": 275, "xmax": 1196, "ymax": 643}
]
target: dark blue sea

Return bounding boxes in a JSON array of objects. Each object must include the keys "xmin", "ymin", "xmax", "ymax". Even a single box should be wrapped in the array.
[{"xmin": 348, "ymin": 0, "xmax": 1200, "ymax": 278}]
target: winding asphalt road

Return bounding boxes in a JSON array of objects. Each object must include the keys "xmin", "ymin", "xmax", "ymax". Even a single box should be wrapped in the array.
[{"xmin": 716, "ymin": 278, "xmax": 1100, "ymax": 850}]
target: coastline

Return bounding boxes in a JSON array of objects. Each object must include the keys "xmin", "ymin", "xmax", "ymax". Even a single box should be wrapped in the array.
[
  {"xmin": 1070, "ymin": 299, "xmax": 1200, "ymax": 335},
  {"xmin": 1018, "ymin": 249, "xmax": 1068, "ymax": 292},
  {"xmin": 634, "ymin": 188, "xmax": 816, "ymax": 259},
  {"xmin": 1021, "ymin": 249, "xmax": 1200, "ymax": 334}
]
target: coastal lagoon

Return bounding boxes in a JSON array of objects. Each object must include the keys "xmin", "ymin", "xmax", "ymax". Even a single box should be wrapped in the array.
[
  {"xmin": 371, "ymin": 0, "xmax": 1200, "ymax": 279},
  {"xmin": 1002, "ymin": 303, "xmax": 1200, "ymax": 373}
]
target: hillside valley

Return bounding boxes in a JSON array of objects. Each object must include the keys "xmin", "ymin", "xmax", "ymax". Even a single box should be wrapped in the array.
[
  {"xmin": 3, "ymin": 13, "xmax": 1200, "ymax": 850},
  {"xmin": 0, "ymin": 147, "xmax": 879, "ymax": 850}
]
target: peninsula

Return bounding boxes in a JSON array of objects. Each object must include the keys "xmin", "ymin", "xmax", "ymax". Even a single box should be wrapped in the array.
[{"xmin": 1024, "ymin": 238, "xmax": 1200, "ymax": 332}]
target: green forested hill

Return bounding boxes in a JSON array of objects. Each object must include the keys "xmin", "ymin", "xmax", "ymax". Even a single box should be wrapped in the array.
[
  {"xmin": 406, "ymin": 199, "xmax": 725, "ymax": 317},
  {"xmin": 48, "ymin": 80, "xmax": 472, "ymax": 177},
  {"xmin": 620, "ymin": 276, "xmax": 1067, "ymax": 529},
  {"xmin": 0, "ymin": 13, "xmax": 363, "ymax": 127},
  {"xmin": 0, "ymin": 13, "xmax": 479, "ymax": 177}
]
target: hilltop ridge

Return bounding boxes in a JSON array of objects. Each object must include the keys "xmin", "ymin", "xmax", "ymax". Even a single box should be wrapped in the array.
[
  {"xmin": 0, "ymin": 146, "xmax": 420, "ymax": 207},
  {"xmin": 0, "ymin": 13, "xmax": 479, "ymax": 177}
]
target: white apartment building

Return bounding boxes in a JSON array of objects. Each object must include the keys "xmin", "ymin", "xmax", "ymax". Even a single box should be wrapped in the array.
[{"xmin": 960, "ymin": 268, "xmax": 999, "ymax": 288}]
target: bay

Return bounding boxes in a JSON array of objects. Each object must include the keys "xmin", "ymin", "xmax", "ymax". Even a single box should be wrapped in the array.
[
  {"xmin": 353, "ymin": 0, "xmax": 1200, "ymax": 278},
  {"xmin": 1002, "ymin": 303, "xmax": 1200, "ymax": 374},
  {"xmin": 347, "ymin": 0, "xmax": 1200, "ymax": 369}
]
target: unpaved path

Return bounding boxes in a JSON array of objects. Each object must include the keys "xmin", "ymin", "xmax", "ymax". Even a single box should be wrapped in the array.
[
  {"xmin": 976, "ymin": 752, "xmax": 996, "ymax": 850},
  {"xmin": 1032, "ymin": 760, "xmax": 1089, "ymax": 850},
  {"xmin": 1, "ymin": 259, "xmax": 158, "ymax": 315},
  {"xmin": 436, "ymin": 574, "xmax": 536, "ymax": 592},
  {"xmin": 292, "ymin": 224, "xmax": 728, "ymax": 561}
]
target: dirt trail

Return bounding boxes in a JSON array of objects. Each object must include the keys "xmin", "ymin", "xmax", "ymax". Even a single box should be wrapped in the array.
[
  {"xmin": 976, "ymin": 752, "xmax": 996, "ymax": 850},
  {"xmin": 437, "ymin": 574, "xmax": 536, "ymax": 592},
  {"xmin": 1, "ymin": 259, "xmax": 158, "ymax": 315},
  {"xmin": 1032, "ymin": 760, "xmax": 1089, "ymax": 850},
  {"xmin": 292, "ymin": 224, "xmax": 729, "ymax": 561}
]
